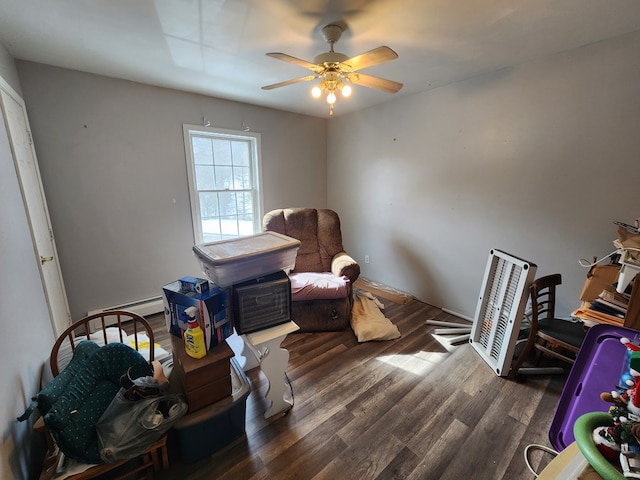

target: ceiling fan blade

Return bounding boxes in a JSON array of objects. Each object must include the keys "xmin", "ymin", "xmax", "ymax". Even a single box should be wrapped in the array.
[
  {"xmin": 343, "ymin": 46, "xmax": 398, "ymax": 71},
  {"xmin": 347, "ymin": 72, "xmax": 403, "ymax": 93},
  {"xmin": 266, "ymin": 52, "xmax": 322, "ymax": 73},
  {"xmin": 261, "ymin": 75, "xmax": 317, "ymax": 90}
]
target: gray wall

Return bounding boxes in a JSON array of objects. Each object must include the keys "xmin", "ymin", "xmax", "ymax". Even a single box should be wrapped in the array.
[
  {"xmin": 328, "ymin": 29, "xmax": 640, "ymax": 319},
  {"xmin": 0, "ymin": 46, "xmax": 53, "ymax": 479},
  {"xmin": 0, "ymin": 44, "xmax": 22, "ymax": 97},
  {"xmin": 16, "ymin": 62, "xmax": 327, "ymax": 319}
]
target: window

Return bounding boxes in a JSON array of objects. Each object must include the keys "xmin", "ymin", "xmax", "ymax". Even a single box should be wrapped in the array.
[{"xmin": 183, "ymin": 125, "xmax": 263, "ymax": 243}]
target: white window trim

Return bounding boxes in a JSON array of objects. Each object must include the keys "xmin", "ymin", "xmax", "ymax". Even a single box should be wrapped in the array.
[{"xmin": 183, "ymin": 124, "xmax": 264, "ymax": 244}]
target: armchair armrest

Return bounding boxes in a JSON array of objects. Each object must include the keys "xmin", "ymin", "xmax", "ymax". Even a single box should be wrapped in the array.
[{"xmin": 331, "ymin": 252, "xmax": 361, "ymax": 284}]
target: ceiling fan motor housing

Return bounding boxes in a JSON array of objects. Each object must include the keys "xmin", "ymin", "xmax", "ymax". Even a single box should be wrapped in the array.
[
  {"xmin": 315, "ymin": 24, "xmax": 349, "ymax": 66},
  {"xmin": 322, "ymin": 24, "xmax": 344, "ymax": 44},
  {"xmin": 313, "ymin": 51, "xmax": 349, "ymax": 66}
]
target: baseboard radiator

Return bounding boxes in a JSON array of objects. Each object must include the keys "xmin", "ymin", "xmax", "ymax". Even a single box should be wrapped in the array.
[
  {"xmin": 469, "ymin": 249, "xmax": 537, "ymax": 377},
  {"xmin": 87, "ymin": 296, "xmax": 165, "ymax": 318}
]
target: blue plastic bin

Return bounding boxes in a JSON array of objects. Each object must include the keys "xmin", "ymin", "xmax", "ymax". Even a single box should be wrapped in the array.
[{"xmin": 171, "ymin": 357, "xmax": 250, "ymax": 463}]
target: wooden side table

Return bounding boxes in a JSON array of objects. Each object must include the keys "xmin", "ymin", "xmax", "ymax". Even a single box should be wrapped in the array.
[
  {"xmin": 170, "ymin": 335, "xmax": 234, "ymax": 412},
  {"xmin": 243, "ymin": 321, "xmax": 299, "ymax": 418}
]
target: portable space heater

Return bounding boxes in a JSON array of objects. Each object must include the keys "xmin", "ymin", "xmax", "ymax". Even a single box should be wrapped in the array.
[
  {"xmin": 470, "ymin": 249, "xmax": 537, "ymax": 377},
  {"xmin": 232, "ymin": 270, "xmax": 292, "ymax": 335}
]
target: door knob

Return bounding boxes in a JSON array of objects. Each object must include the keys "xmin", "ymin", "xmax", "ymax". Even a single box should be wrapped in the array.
[{"xmin": 40, "ymin": 256, "xmax": 54, "ymax": 264}]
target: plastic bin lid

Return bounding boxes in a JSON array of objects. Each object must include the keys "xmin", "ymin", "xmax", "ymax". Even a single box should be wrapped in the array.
[
  {"xmin": 548, "ymin": 323, "xmax": 640, "ymax": 451},
  {"xmin": 193, "ymin": 232, "xmax": 300, "ymax": 265}
]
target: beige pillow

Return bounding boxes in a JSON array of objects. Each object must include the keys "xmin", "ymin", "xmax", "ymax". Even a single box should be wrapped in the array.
[{"xmin": 350, "ymin": 291, "xmax": 401, "ymax": 342}]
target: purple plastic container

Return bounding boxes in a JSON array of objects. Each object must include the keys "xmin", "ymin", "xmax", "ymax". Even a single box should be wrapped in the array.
[{"xmin": 548, "ymin": 323, "xmax": 640, "ymax": 451}]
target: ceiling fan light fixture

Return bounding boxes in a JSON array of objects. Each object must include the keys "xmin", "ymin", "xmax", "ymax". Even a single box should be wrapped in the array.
[{"xmin": 262, "ymin": 23, "xmax": 403, "ymax": 116}]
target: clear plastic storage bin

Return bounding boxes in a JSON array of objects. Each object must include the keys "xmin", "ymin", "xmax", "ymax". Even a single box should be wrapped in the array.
[{"xmin": 193, "ymin": 232, "xmax": 300, "ymax": 287}]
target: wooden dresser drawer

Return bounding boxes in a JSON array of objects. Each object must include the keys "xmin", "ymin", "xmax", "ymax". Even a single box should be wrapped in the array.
[{"xmin": 170, "ymin": 335, "xmax": 234, "ymax": 412}]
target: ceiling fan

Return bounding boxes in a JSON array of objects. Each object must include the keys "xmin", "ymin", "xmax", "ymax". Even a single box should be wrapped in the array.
[{"xmin": 262, "ymin": 24, "xmax": 403, "ymax": 116}]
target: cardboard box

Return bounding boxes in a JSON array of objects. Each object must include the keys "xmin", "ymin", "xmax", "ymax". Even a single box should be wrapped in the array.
[
  {"xmin": 170, "ymin": 335, "xmax": 234, "ymax": 413},
  {"xmin": 580, "ymin": 264, "xmax": 621, "ymax": 302},
  {"xmin": 162, "ymin": 280, "xmax": 233, "ymax": 350},
  {"xmin": 178, "ymin": 276, "xmax": 209, "ymax": 294}
]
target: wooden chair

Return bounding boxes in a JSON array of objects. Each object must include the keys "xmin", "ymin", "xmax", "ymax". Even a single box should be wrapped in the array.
[
  {"xmin": 36, "ymin": 310, "xmax": 169, "ymax": 480},
  {"xmin": 509, "ymin": 274, "xmax": 587, "ymax": 379}
]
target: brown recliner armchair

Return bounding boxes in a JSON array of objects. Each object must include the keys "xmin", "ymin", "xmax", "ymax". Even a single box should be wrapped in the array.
[{"xmin": 263, "ymin": 208, "xmax": 360, "ymax": 332}]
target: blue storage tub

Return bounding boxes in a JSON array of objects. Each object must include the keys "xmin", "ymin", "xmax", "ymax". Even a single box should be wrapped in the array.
[
  {"xmin": 548, "ymin": 323, "xmax": 640, "ymax": 451},
  {"xmin": 171, "ymin": 357, "xmax": 250, "ymax": 463}
]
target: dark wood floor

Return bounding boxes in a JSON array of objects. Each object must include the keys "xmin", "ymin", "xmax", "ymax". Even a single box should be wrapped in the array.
[{"xmin": 153, "ymin": 298, "xmax": 567, "ymax": 480}]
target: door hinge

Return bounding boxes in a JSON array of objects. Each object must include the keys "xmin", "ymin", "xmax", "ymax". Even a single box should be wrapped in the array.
[{"xmin": 27, "ymin": 130, "xmax": 33, "ymax": 145}]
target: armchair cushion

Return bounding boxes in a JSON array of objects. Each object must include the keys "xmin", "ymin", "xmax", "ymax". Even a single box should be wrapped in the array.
[{"xmin": 290, "ymin": 272, "xmax": 350, "ymax": 301}]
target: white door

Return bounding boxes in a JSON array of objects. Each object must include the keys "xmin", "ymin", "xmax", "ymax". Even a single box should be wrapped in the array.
[{"xmin": 0, "ymin": 78, "xmax": 71, "ymax": 336}]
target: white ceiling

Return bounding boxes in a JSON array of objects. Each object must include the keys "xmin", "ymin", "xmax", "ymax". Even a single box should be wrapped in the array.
[{"xmin": 1, "ymin": 0, "xmax": 640, "ymax": 118}]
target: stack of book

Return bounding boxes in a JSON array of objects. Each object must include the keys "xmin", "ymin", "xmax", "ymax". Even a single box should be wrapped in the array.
[
  {"xmin": 573, "ymin": 288, "xmax": 630, "ymax": 326},
  {"xmin": 591, "ymin": 289, "xmax": 630, "ymax": 319}
]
